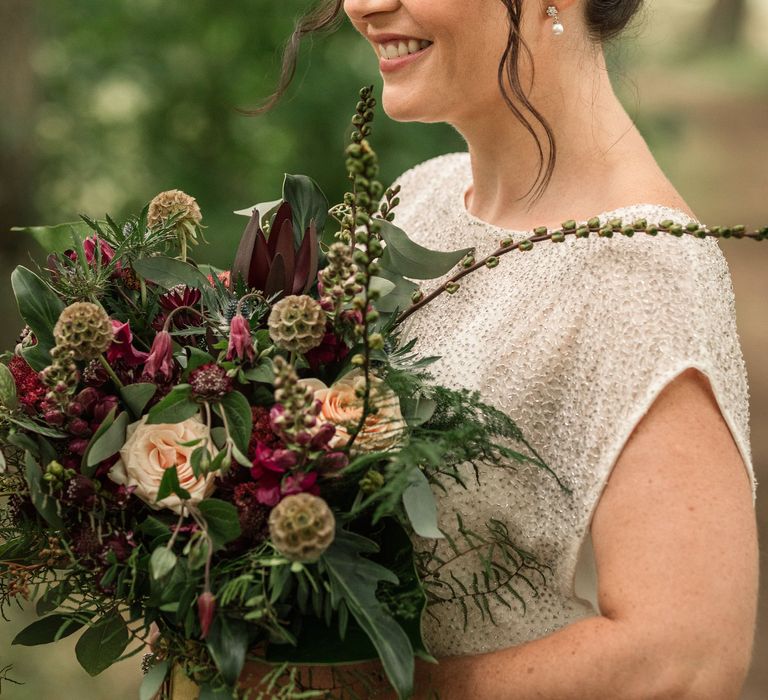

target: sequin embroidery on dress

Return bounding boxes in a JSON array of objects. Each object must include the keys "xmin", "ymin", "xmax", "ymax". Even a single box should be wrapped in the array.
[{"xmin": 387, "ymin": 151, "xmax": 756, "ymax": 656}]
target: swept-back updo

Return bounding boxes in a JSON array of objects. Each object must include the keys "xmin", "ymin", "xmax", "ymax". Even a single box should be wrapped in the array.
[{"xmin": 245, "ymin": 0, "xmax": 644, "ymax": 201}]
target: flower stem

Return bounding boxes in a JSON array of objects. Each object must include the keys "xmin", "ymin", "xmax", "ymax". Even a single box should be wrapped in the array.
[{"xmin": 98, "ymin": 355, "xmax": 124, "ymax": 390}]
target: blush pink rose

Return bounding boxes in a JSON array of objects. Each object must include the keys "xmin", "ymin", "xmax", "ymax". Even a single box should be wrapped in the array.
[
  {"xmin": 107, "ymin": 415, "xmax": 216, "ymax": 514},
  {"xmin": 300, "ymin": 369, "xmax": 407, "ymax": 455}
]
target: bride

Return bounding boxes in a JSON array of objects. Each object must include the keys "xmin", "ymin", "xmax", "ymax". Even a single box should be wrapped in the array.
[{"xmin": 217, "ymin": 0, "xmax": 759, "ymax": 697}]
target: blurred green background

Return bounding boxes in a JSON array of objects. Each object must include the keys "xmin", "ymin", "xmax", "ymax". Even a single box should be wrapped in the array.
[{"xmin": 0, "ymin": 0, "xmax": 766, "ymax": 698}]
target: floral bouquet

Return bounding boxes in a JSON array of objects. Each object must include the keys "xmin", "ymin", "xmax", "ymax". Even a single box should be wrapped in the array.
[{"xmin": 1, "ymin": 85, "xmax": 766, "ymax": 700}]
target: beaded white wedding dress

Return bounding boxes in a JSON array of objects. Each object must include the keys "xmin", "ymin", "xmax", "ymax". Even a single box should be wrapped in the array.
[{"xmin": 391, "ymin": 151, "xmax": 757, "ymax": 657}]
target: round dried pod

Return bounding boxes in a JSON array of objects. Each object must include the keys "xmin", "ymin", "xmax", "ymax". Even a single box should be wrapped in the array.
[
  {"xmin": 268, "ymin": 492, "xmax": 335, "ymax": 562},
  {"xmin": 53, "ymin": 302, "xmax": 113, "ymax": 360},
  {"xmin": 268, "ymin": 295, "xmax": 327, "ymax": 354}
]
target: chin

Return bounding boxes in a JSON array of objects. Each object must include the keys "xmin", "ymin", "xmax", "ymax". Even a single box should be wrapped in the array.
[{"xmin": 380, "ymin": 86, "xmax": 443, "ymax": 124}]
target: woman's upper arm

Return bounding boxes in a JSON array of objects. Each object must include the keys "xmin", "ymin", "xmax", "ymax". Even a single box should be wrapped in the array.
[{"xmin": 591, "ymin": 367, "xmax": 758, "ymax": 699}]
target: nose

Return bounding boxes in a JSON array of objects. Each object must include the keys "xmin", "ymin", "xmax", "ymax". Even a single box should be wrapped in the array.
[{"xmin": 344, "ymin": 0, "xmax": 401, "ymax": 22}]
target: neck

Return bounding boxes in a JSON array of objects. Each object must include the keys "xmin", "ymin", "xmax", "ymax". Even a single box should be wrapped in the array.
[{"xmin": 453, "ymin": 47, "xmax": 649, "ymax": 230}]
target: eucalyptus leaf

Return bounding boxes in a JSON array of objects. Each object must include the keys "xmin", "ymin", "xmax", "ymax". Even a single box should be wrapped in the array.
[
  {"xmin": 75, "ymin": 611, "xmax": 129, "ymax": 676},
  {"xmin": 120, "ymin": 383, "xmax": 157, "ymax": 417},
  {"xmin": 378, "ymin": 220, "xmax": 473, "ymax": 280},
  {"xmin": 147, "ymin": 384, "xmax": 198, "ymax": 424},
  {"xmin": 402, "ymin": 467, "xmax": 444, "ymax": 539},
  {"xmin": 140, "ymin": 660, "xmax": 169, "ymax": 700},
  {"xmin": 0, "ymin": 363, "xmax": 18, "ymax": 409},
  {"xmin": 132, "ymin": 256, "xmax": 211, "ymax": 290},
  {"xmin": 373, "ymin": 267, "xmax": 420, "ymax": 315},
  {"xmin": 80, "ymin": 406, "xmax": 117, "ymax": 475},
  {"xmin": 321, "ymin": 528, "xmax": 414, "ymax": 700},
  {"xmin": 24, "ymin": 451, "xmax": 64, "ymax": 528},
  {"xmin": 369, "ymin": 276, "xmax": 396, "ymax": 299},
  {"xmin": 36, "ymin": 581, "xmax": 74, "ymax": 616},
  {"xmin": 7, "ymin": 416, "xmax": 67, "ymax": 439},
  {"xmin": 12, "ymin": 613, "xmax": 85, "ymax": 646},
  {"xmin": 86, "ymin": 410, "xmax": 129, "ymax": 469}
]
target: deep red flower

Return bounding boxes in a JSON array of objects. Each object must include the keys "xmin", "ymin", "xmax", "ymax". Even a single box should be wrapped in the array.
[
  {"xmin": 8, "ymin": 356, "xmax": 47, "ymax": 413},
  {"xmin": 248, "ymin": 406, "xmax": 280, "ymax": 459},
  {"xmin": 226, "ymin": 314, "xmax": 255, "ymax": 363},
  {"xmin": 67, "ymin": 235, "xmax": 118, "ymax": 268},
  {"xmin": 280, "ymin": 470, "xmax": 320, "ymax": 497},
  {"xmin": 142, "ymin": 331, "xmax": 175, "ymax": 383},
  {"xmin": 304, "ymin": 329, "xmax": 350, "ymax": 370},
  {"xmin": 106, "ymin": 320, "xmax": 149, "ymax": 367}
]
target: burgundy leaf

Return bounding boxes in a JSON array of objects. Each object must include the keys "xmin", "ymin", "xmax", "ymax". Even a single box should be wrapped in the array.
[
  {"xmin": 264, "ymin": 253, "xmax": 286, "ymax": 298},
  {"xmin": 231, "ymin": 209, "xmax": 259, "ymax": 289},
  {"xmin": 274, "ymin": 218, "xmax": 295, "ymax": 295},
  {"xmin": 301, "ymin": 219, "xmax": 320, "ymax": 294},
  {"xmin": 249, "ymin": 231, "xmax": 271, "ymax": 291},
  {"xmin": 267, "ymin": 202, "xmax": 293, "ymax": 259}
]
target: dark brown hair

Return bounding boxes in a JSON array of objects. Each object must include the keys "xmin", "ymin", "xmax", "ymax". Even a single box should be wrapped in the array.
[{"xmin": 243, "ymin": 0, "xmax": 643, "ymax": 203}]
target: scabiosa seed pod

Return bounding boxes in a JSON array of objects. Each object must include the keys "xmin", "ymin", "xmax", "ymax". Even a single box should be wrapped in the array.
[
  {"xmin": 268, "ymin": 295, "xmax": 326, "ymax": 354},
  {"xmin": 268, "ymin": 492, "xmax": 335, "ymax": 563},
  {"xmin": 147, "ymin": 189, "xmax": 204, "ymax": 250},
  {"xmin": 53, "ymin": 302, "xmax": 114, "ymax": 361},
  {"xmin": 189, "ymin": 363, "xmax": 232, "ymax": 401}
]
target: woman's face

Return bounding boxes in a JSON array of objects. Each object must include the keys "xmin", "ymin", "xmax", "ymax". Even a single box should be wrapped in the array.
[{"xmin": 344, "ymin": 0, "xmax": 536, "ymax": 125}]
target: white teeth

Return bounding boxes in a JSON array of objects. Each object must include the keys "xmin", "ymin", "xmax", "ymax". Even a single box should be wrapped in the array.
[{"xmin": 378, "ymin": 39, "xmax": 433, "ymax": 60}]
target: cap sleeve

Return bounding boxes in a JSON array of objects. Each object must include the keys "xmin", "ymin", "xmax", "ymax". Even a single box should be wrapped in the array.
[{"xmin": 565, "ymin": 224, "xmax": 756, "ymax": 539}]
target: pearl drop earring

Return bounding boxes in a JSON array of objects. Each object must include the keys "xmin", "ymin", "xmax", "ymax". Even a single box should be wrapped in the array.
[{"xmin": 546, "ymin": 5, "xmax": 564, "ymax": 35}]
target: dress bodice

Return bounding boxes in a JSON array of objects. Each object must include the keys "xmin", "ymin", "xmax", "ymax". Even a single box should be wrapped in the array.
[{"xmin": 390, "ymin": 151, "xmax": 756, "ymax": 656}]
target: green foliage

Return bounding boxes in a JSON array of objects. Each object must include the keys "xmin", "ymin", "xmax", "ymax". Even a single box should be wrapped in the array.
[
  {"xmin": 74, "ymin": 610, "xmax": 129, "ymax": 676},
  {"xmin": 147, "ymin": 384, "xmax": 198, "ymax": 424},
  {"xmin": 12, "ymin": 613, "xmax": 85, "ymax": 646},
  {"xmin": 85, "ymin": 410, "xmax": 129, "ymax": 469},
  {"xmin": 197, "ymin": 499, "xmax": 241, "ymax": 551}
]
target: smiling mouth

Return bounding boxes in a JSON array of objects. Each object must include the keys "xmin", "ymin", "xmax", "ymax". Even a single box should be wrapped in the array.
[{"xmin": 377, "ymin": 39, "xmax": 433, "ymax": 60}]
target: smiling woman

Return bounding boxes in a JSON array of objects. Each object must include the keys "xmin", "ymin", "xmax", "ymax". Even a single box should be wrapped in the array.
[{"xmin": 230, "ymin": 0, "xmax": 762, "ymax": 699}]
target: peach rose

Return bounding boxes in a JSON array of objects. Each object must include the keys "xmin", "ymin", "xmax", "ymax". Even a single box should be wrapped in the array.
[
  {"xmin": 301, "ymin": 369, "xmax": 407, "ymax": 454},
  {"xmin": 107, "ymin": 414, "xmax": 216, "ymax": 514}
]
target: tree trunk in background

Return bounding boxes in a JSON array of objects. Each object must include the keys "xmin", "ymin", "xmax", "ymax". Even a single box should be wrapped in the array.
[
  {"xmin": 0, "ymin": 1, "xmax": 38, "ymax": 348},
  {"xmin": 704, "ymin": 0, "xmax": 747, "ymax": 47}
]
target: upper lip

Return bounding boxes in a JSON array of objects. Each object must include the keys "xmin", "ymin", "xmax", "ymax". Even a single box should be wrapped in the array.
[{"xmin": 368, "ymin": 33, "xmax": 432, "ymax": 45}]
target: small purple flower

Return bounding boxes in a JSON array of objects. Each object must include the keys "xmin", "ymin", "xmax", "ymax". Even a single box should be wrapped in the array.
[
  {"xmin": 142, "ymin": 330, "xmax": 175, "ymax": 383},
  {"xmin": 226, "ymin": 314, "xmax": 255, "ymax": 363}
]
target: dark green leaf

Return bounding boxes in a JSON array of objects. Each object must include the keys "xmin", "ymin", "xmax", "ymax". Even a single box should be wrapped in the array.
[
  {"xmin": 402, "ymin": 467, "xmax": 444, "ymax": 539},
  {"xmin": 0, "ymin": 363, "xmax": 18, "ymax": 409},
  {"xmin": 138, "ymin": 516, "xmax": 172, "ymax": 546},
  {"xmin": 120, "ymin": 383, "xmax": 157, "ymax": 417},
  {"xmin": 13, "ymin": 613, "xmax": 84, "ymax": 646},
  {"xmin": 156, "ymin": 466, "xmax": 191, "ymax": 502},
  {"xmin": 10, "ymin": 220, "xmax": 94, "ymax": 253},
  {"xmin": 36, "ymin": 581, "xmax": 74, "ymax": 616},
  {"xmin": 86, "ymin": 411, "xmax": 129, "ymax": 469},
  {"xmin": 206, "ymin": 615, "xmax": 249, "ymax": 687},
  {"xmin": 81, "ymin": 406, "xmax": 117, "ymax": 473},
  {"xmin": 378, "ymin": 220, "xmax": 473, "ymax": 280},
  {"xmin": 185, "ymin": 347, "xmax": 215, "ymax": 377},
  {"xmin": 241, "ymin": 359, "xmax": 274, "ymax": 384},
  {"xmin": 218, "ymin": 391, "xmax": 252, "ymax": 455},
  {"xmin": 198, "ymin": 499, "xmax": 241, "ymax": 550},
  {"xmin": 11, "ymin": 266, "xmax": 65, "ymax": 371},
  {"xmin": 132, "ymin": 256, "xmax": 211, "ymax": 290},
  {"xmin": 373, "ymin": 267, "xmax": 420, "ymax": 315},
  {"xmin": 140, "ymin": 660, "xmax": 169, "ymax": 700},
  {"xmin": 150, "ymin": 547, "xmax": 178, "ymax": 580},
  {"xmin": 147, "ymin": 384, "xmax": 198, "ymax": 424},
  {"xmin": 283, "ymin": 174, "xmax": 329, "ymax": 246},
  {"xmin": 24, "ymin": 451, "xmax": 64, "ymax": 528},
  {"xmin": 321, "ymin": 528, "xmax": 414, "ymax": 699},
  {"xmin": 75, "ymin": 611, "xmax": 129, "ymax": 676},
  {"xmin": 7, "ymin": 416, "xmax": 67, "ymax": 439},
  {"xmin": 198, "ymin": 684, "xmax": 233, "ymax": 700}
]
